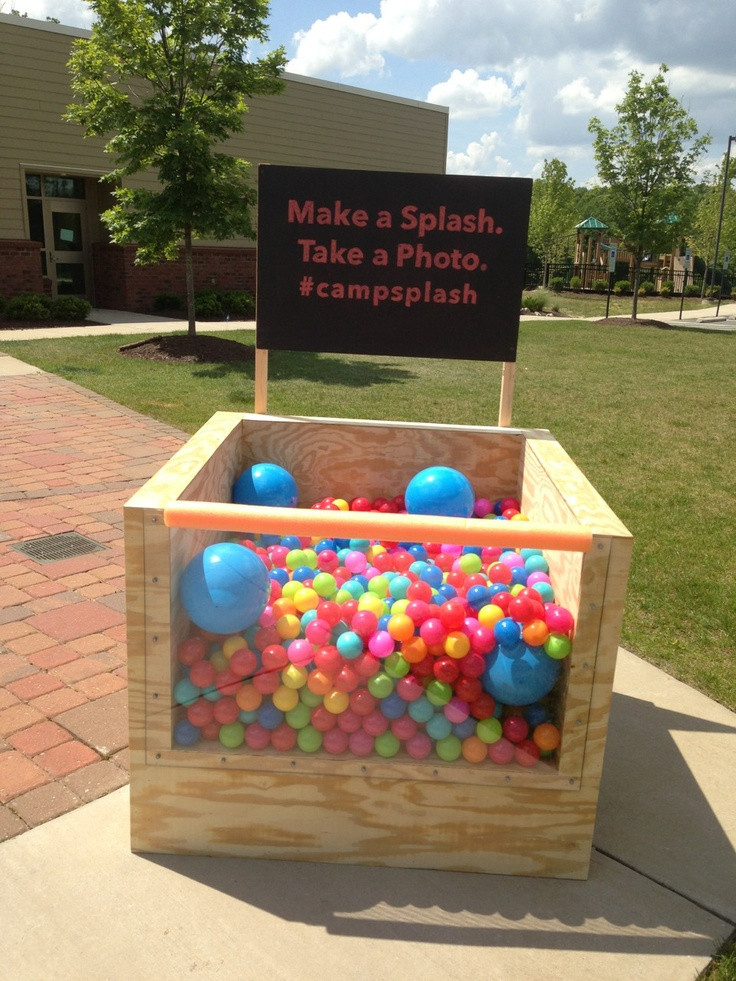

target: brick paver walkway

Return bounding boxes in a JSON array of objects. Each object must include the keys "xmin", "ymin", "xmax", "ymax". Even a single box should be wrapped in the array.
[{"xmin": 0, "ymin": 365, "xmax": 186, "ymax": 839}]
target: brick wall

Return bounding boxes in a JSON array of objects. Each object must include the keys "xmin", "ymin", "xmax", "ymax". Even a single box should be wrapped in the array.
[
  {"xmin": 0, "ymin": 240, "xmax": 45, "ymax": 298},
  {"xmin": 92, "ymin": 243, "xmax": 257, "ymax": 312}
]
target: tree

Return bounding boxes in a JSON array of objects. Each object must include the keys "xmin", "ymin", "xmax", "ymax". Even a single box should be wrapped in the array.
[
  {"xmin": 589, "ymin": 65, "xmax": 710, "ymax": 318},
  {"xmin": 689, "ymin": 157, "xmax": 736, "ymax": 297},
  {"xmin": 527, "ymin": 158, "xmax": 577, "ymax": 282},
  {"xmin": 66, "ymin": 0, "xmax": 286, "ymax": 335}
]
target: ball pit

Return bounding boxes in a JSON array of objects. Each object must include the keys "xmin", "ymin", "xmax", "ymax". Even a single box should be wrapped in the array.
[{"xmin": 173, "ymin": 479, "xmax": 573, "ymax": 769}]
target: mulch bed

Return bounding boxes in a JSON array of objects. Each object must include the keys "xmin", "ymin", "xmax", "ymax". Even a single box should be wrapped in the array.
[
  {"xmin": 595, "ymin": 317, "xmax": 675, "ymax": 329},
  {"xmin": 119, "ymin": 334, "xmax": 254, "ymax": 364}
]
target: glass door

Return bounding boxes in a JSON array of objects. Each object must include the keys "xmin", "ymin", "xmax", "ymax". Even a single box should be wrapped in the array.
[{"xmin": 47, "ymin": 200, "xmax": 88, "ymax": 297}]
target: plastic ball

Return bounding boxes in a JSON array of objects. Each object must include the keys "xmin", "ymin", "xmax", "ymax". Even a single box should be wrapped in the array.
[
  {"xmin": 219, "ymin": 721, "xmax": 245, "ymax": 749},
  {"xmin": 174, "ymin": 719, "xmax": 200, "ymax": 746},
  {"xmin": 405, "ymin": 467, "xmax": 475, "ymax": 518},
  {"xmin": 533, "ymin": 722, "xmax": 561, "ymax": 752},
  {"xmin": 482, "ymin": 644, "xmax": 561, "ymax": 705},
  {"xmin": 180, "ymin": 542, "xmax": 270, "ymax": 635},
  {"xmin": 233, "ymin": 463, "xmax": 298, "ymax": 508}
]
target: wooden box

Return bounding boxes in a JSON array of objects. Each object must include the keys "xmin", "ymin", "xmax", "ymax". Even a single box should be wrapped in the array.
[{"xmin": 124, "ymin": 413, "xmax": 632, "ymax": 879}]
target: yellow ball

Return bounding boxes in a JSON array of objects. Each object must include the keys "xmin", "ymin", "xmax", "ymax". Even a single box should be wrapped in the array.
[
  {"xmin": 323, "ymin": 688, "xmax": 350, "ymax": 715},
  {"xmin": 276, "ymin": 613, "xmax": 301, "ymax": 640},
  {"xmin": 272, "ymin": 684, "xmax": 300, "ymax": 711},
  {"xmin": 222, "ymin": 635, "xmax": 248, "ymax": 659},
  {"xmin": 444, "ymin": 630, "xmax": 470, "ymax": 659},
  {"xmin": 281, "ymin": 663, "xmax": 308, "ymax": 689},
  {"xmin": 293, "ymin": 587, "xmax": 319, "ymax": 613},
  {"xmin": 332, "ymin": 498, "xmax": 350, "ymax": 512},
  {"xmin": 478, "ymin": 604, "xmax": 504, "ymax": 629}
]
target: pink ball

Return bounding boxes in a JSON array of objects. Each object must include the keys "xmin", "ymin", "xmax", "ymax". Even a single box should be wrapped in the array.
[
  {"xmin": 488, "ymin": 736, "xmax": 515, "ymax": 764},
  {"xmin": 474, "ymin": 497, "xmax": 493, "ymax": 517},
  {"xmin": 545, "ymin": 604, "xmax": 575, "ymax": 634},
  {"xmin": 323, "ymin": 728, "xmax": 349, "ymax": 754},
  {"xmin": 345, "ymin": 551, "xmax": 368, "ymax": 574},
  {"xmin": 348, "ymin": 729, "xmax": 374, "ymax": 757},
  {"xmin": 336, "ymin": 707, "xmax": 363, "ymax": 733},
  {"xmin": 444, "ymin": 696, "xmax": 470, "ymax": 724},
  {"xmin": 368, "ymin": 630, "xmax": 395, "ymax": 659},
  {"xmin": 362, "ymin": 708, "xmax": 390, "ymax": 736},
  {"xmin": 396, "ymin": 675, "xmax": 424, "ymax": 702},
  {"xmin": 420, "ymin": 617, "xmax": 446, "ymax": 645},
  {"xmin": 391, "ymin": 715, "xmax": 418, "ymax": 741},
  {"xmin": 305, "ymin": 618, "xmax": 332, "ymax": 646},
  {"xmin": 287, "ymin": 638, "xmax": 314, "ymax": 665},
  {"xmin": 244, "ymin": 723, "xmax": 271, "ymax": 750},
  {"xmin": 406, "ymin": 731, "xmax": 433, "ymax": 759}
]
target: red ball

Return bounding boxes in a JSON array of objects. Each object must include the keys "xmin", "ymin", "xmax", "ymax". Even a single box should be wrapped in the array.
[
  {"xmin": 514, "ymin": 739, "xmax": 541, "ymax": 767},
  {"xmin": 502, "ymin": 715, "xmax": 530, "ymax": 744},
  {"xmin": 454, "ymin": 676, "xmax": 482, "ymax": 703},
  {"xmin": 177, "ymin": 636, "xmax": 208, "ymax": 666},
  {"xmin": 270, "ymin": 722, "xmax": 297, "ymax": 751},
  {"xmin": 433, "ymin": 655, "xmax": 461, "ymax": 684},
  {"xmin": 189, "ymin": 659, "xmax": 216, "ymax": 689},
  {"xmin": 229, "ymin": 648, "xmax": 258, "ymax": 678},
  {"xmin": 439, "ymin": 598, "xmax": 467, "ymax": 631},
  {"xmin": 213, "ymin": 697, "xmax": 239, "ymax": 725},
  {"xmin": 215, "ymin": 668, "xmax": 242, "ymax": 697},
  {"xmin": 350, "ymin": 496, "xmax": 372, "ymax": 511},
  {"xmin": 469, "ymin": 692, "xmax": 496, "ymax": 719}
]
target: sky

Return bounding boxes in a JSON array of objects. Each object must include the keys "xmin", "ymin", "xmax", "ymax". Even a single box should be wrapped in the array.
[{"xmin": 10, "ymin": 0, "xmax": 736, "ymax": 186}]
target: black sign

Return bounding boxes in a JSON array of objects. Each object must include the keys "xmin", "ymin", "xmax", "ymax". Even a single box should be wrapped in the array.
[{"xmin": 256, "ymin": 166, "xmax": 531, "ymax": 362}]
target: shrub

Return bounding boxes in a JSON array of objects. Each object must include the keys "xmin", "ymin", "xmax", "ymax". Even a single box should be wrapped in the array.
[
  {"xmin": 613, "ymin": 279, "xmax": 631, "ymax": 295},
  {"xmin": 684, "ymin": 283, "xmax": 701, "ymax": 297},
  {"xmin": 592, "ymin": 279, "xmax": 609, "ymax": 293},
  {"xmin": 4, "ymin": 292, "xmax": 51, "ymax": 320},
  {"xmin": 637, "ymin": 280, "xmax": 655, "ymax": 297},
  {"xmin": 153, "ymin": 292, "xmax": 183, "ymax": 311},
  {"xmin": 548, "ymin": 277, "xmax": 565, "ymax": 292},
  {"xmin": 660, "ymin": 280, "xmax": 674, "ymax": 296},
  {"xmin": 521, "ymin": 290, "xmax": 547, "ymax": 313},
  {"xmin": 568, "ymin": 275, "xmax": 582, "ymax": 292},
  {"xmin": 194, "ymin": 289, "xmax": 224, "ymax": 318},
  {"xmin": 50, "ymin": 296, "xmax": 91, "ymax": 320},
  {"xmin": 222, "ymin": 290, "xmax": 255, "ymax": 318}
]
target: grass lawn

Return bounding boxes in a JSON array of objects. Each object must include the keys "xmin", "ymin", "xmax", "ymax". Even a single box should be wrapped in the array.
[{"xmin": 1, "ymin": 319, "xmax": 735, "ymax": 713}]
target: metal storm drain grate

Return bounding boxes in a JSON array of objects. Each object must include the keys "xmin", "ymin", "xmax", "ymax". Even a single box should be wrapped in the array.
[{"xmin": 12, "ymin": 532, "xmax": 108, "ymax": 564}]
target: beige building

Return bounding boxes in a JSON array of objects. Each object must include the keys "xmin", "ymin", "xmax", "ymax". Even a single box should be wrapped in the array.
[{"xmin": 0, "ymin": 13, "xmax": 448, "ymax": 310}]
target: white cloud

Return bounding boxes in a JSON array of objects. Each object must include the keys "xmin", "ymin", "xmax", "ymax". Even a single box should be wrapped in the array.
[
  {"xmin": 446, "ymin": 132, "xmax": 514, "ymax": 177},
  {"xmin": 288, "ymin": 11, "xmax": 384, "ymax": 78},
  {"xmin": 427, "ymin": 69, "xmax": 518, "ymax": 119}
]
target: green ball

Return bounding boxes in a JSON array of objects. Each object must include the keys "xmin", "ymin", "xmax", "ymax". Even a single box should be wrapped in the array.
[
  {"xmin": 300, "ymin": 687, "xmax": 322, "ymax": 708},
  {"xmin": 435, "ymin": 734, "xmax": 462, "ymax": 762},
  {"xmin": 297, "ymin": 725, "xmax": 322, "ymax": 753},
  {"xmin": 368, "ymin": 671, "xmax": 394, "ymax": 699},
  {"xmin": 374, "ymin": 731, "xmax": 400, "ymax": 758},
  {"xmin": 285, "ymin": 702, "xmax": 311, "ymax": 730},
  {"xmin": 218, "ymin": 722, "xmax": 245, "ymax": 749},
  {"xmin": 384, "ymin": 652, "xmax": 410, "ymax": 679},
  {"xmin": 476, "ymin": 716, "xmax": 503, "ymax": 744},
  {"xmin": 426, "ymin": 679, "xmax": 452, "ymax": 706},
  {"xmin": 545, "ymin": 633, "xmax": 572, "ymax": 659}
]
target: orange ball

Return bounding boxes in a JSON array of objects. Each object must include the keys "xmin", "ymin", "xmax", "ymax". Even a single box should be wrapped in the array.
[
  {"xmin": 461, "ymin": 735, "xmax": 489, "ymax": 763},
  {"xmin": 387, "ymin": 613, "xmax": 415, "ymax": 642},
  {"xmin": 401, "ymin": 636, "xmax": 428, "ymax": 663},
  {"xmin": 522, "ymin": 618, "xmax": 550, "ymax": 647},
  {"xmin": 235, "ymin": 684, "xmax": 262, "ymax": 712},
  {"xmin": 533, "ymin": 722, "xmax": 561, "ymax": 752}
]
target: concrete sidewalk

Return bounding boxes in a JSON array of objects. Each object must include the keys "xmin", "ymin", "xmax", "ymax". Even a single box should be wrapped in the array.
[
  {"xmin": 0, "ymin": 649, "xmax": 733, "ymax": 981},
  {"xmin": 0, "ymin": 312, "xmax": 734, "ymax": 979}
]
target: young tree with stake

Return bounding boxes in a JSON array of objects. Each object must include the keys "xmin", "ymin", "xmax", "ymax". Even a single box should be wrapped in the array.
[
  {"xmin": 67, "ymin": 0, "xmax": 286, "ymax": 335},
  {"xmin": 589, "ymin": 65, "xmax": 710, "ymax": 318}
]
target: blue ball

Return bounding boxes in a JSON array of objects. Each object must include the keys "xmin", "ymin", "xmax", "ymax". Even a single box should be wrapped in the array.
[
  {"xmin": 233, "ymin": 463, "xmax": 298, "ymax": 508},
  {"xmin": 174, "ymin": 719, "xmax": 201, "ymax": 746},
  {"xmin": 405, "ymin": 466, "xmax": 475, "ymax": 518},
  {"xmin": 179, "ymin": 541, "xmax": 270, "ymax": 635},
  {"xmin": 481, "ymin": 645, "xmax": 561, "ymax": 705}
]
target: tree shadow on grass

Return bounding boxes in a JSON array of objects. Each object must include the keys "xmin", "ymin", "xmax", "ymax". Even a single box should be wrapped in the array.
[{"xmin": 194, "ymin": 349, "xmax": 418, "ymax": 388}]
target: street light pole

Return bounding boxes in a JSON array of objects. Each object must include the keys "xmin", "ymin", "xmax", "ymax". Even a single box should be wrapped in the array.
[{"xmin": 712, "ymin": 135, "xmax": 735, "ymax": 316}]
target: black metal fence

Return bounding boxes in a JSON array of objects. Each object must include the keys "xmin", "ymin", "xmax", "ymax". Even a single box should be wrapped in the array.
[{"xmin": 523, "ymin": 261, "xmax": 711, "ymax": 296}]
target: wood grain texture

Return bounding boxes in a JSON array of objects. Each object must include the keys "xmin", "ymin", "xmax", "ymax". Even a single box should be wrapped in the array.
[{"xmin": 125, "ymin": 414, "xmax": 633, "ymax": 877}]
